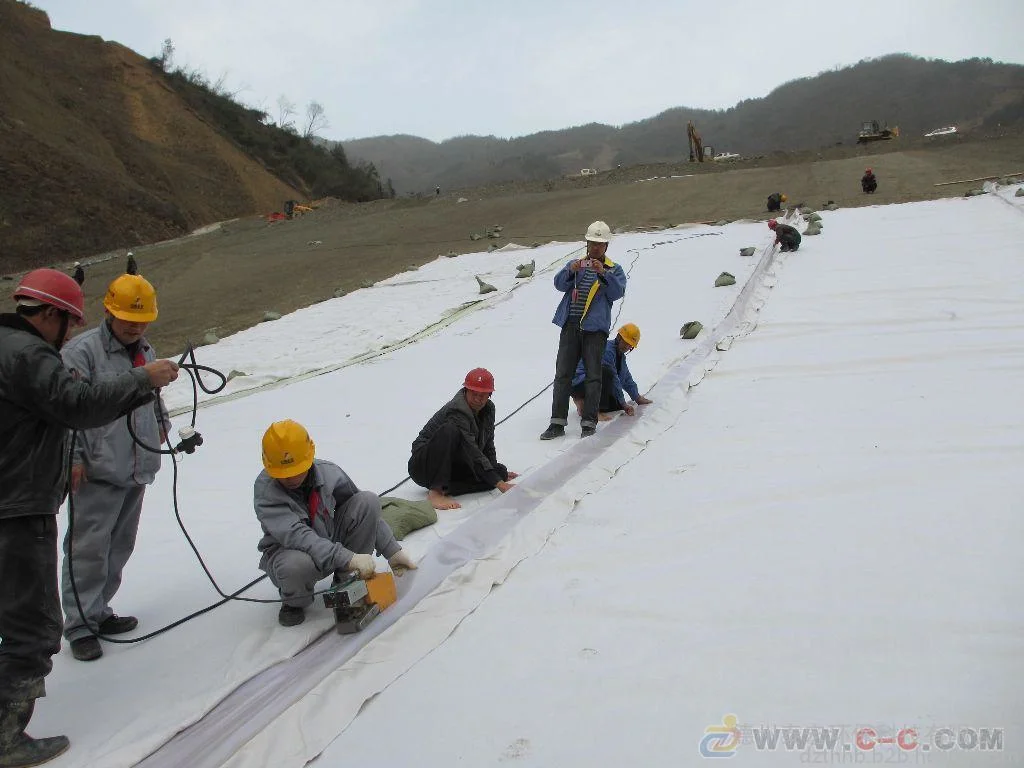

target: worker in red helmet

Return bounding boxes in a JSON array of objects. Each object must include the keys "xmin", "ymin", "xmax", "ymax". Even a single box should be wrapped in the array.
[
  {"xmin": 861, "ymin": 167, "xmax": 878, "ymax": 194},
  {"xmin": 0, "ymin": 269, "xmax": 179, "ymax": 767},
  {"xmin": 768, "ymin": 219, "xmax": 802, "ymax": 252},
  {"xmin": 408, "ymin": 368, "xmax": 518, "ymax": 510}
]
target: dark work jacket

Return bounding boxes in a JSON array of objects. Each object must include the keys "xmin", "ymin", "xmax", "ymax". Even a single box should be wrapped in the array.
[
  {"xmin": 774, "ymin": 223, "xmax": 802, "ymax": 248},
  {"xmin": 411, "ymin": 389, "xmax": 503, "ymax": 487},
  {"xmin": 0, "ymin": 314, "xmax": 153, "ymax": 519}
]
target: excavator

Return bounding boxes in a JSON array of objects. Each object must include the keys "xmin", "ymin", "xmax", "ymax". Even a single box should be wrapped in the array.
[
  {"xmin": 857, "ymin": 120, "xmax": 899, "ymax": 144},
  {"xmin": 687, "ymin": 121, "xmax": 705, "ymax": 162}
]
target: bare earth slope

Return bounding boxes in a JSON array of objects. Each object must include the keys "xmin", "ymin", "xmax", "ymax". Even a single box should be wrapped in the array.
[
  {"xmin": 3, "ymin": 130, "xmax": 1020, "ymax": 357},
  {"xmin": 0, "ymin": 1, "xmax": 301, "ymax": 273}
]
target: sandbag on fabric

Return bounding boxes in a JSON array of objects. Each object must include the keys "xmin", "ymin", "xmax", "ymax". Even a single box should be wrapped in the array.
[
  {"xmin": 379, "ymin": 497, "xmax": 439, "ymax": 540},
  {"xmin": 476, "ymin": 276, "xmax": 497, "ymax": 294},
  {"xmin": 516, "ymin": 260, "xmax": 536, "ymax": 278},
  {"xmin": 680, "ymin": 321, "xmax": 703, "ymax": 339},
  {"xmin": 714, "ymin": 272, "xmax": 736, "ymax": 287},
  {"xmin": 739, "ymin": 247, "xmax": 755, "ymax": 257}
]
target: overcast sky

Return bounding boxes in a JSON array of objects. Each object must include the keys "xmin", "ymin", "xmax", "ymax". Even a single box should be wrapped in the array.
[{"xmin": 30, "ymin": 0, "xmax": 1024, "ymax": 144}]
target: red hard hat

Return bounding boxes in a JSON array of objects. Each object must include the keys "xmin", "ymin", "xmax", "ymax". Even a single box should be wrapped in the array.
[
  {"xmin": 463, "ymin": 367, "xmax": 495, "ymax": 393},
  {"xmin": 13, "ymin": 268, "xmax": 86, "ymax": 326},
  {"xmin": 767, "ymin": 219, "xmax": 778, "ymax": 230}
]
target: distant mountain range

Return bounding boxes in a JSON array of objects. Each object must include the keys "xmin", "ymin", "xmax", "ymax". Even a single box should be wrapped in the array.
[{"xmin": 342, "ymin": 54, "xmax": 1024, "ymax": 194}]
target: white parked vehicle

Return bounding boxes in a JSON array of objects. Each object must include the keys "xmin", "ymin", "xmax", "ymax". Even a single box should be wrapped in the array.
[
  {"xmin": 713, "ymin": 152, "xmax": 740, "ymax": 162},
  {"xmin": 924, "ymin": 126, "xmax": 958, "ymax": 137}
]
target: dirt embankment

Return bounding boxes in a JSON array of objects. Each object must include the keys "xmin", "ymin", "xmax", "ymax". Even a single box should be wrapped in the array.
[
  {"xmin": 3, "ymin": 130, "xmax": 1021, "ymax": 358},
  {"xmin": 0, "ymin": 0, "xmax": 301, "ymax": 274}
]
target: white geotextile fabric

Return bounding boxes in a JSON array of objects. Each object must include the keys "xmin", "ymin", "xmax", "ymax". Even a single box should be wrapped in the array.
[{"xmin": 137, "ymin": 225, "xmax": 786, "ymax": 768}]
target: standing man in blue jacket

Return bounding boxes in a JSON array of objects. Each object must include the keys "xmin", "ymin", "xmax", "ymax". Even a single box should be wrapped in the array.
[
  {"xmin": 570, "ymin": 323, "xmax": 653, "ymax": 420},
  {"xmin": 540, "ymin": 221, "xmax": 627, "ymax": 439},
  {"xmin": 60, "ymin": 274, "xmax": 171, "ymax": 662}
]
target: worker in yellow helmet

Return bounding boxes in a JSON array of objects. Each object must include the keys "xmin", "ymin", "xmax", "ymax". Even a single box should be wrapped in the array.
[
  {"xmin": 766, "ymin": 192, "xmax": 787, "ymax": 212},
  {"xmin": 60, "ymin": 273, "xmax": 172, "ymax": 663},
  {"xmin": 569, "ymin": 322, "xmax": 653, "ymax": 424},
  {"xmin": 255, "ymin": 420, "xmax": 416, "ymax": 627}
]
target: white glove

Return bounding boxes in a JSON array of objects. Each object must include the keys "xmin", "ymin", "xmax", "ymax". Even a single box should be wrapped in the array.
[
  {"xmin": 346, "ymin": 553, "xmax": 376, "ymax": 579},
  {"xmin": 388, "ymin": 550, "xmax": 418, "ymax": 573}
]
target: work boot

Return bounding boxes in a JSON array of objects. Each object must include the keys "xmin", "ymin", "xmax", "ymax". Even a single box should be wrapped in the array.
[
  {"xmin": 539, "ymin": 424, "xmax": 565, "ymax": 440},
  {"xmin": 581, "ymin": 425, "xmax": 597, "ymax": 438},
  {"xmin": 0, "ymin": 700, "xmax": 70, "ymax": 767},
  {"xmin": 278, "ymin": 605, "xmax": 305, "ymax": 627},
  {"xmin": 70, "ymin": 637, "xmax": 102, "ymax": 662},
  {"xmin": 98, "ymin": 615, "xmax": 138, "ymax": 634}
]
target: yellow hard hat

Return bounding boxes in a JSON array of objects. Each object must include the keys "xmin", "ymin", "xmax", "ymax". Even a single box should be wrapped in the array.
[
  {"xmin": 261, "ymin": 420, "xmax": 316, "ymax": 479},
  {"xmin": 104, "ymin": 274, "xmax": 158, "ymax": 322},
  {"xmin": 617, "ymin": 323, "xmax": 641, "ymax": 349},
  {"xmin": 780, "ymin": 193, "xmax": 788, "ymax": 202}
]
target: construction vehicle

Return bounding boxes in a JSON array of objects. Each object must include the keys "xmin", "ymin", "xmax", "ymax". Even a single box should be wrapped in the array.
[
  {"xmin": 687, "ymin": 121, "xmax": 705, "ymax": 163},
  {"xmin": 857, "ymin": 120, "xmax": 899, "ymax": 144}
]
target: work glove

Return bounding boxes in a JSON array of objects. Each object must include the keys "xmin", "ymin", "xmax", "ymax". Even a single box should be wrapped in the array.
[
  {"xmin": 388, "ymin": 550, "xmax": 418, "ymax": 574},
  {"xmin": 346, "ymin": 553, "xmax": 376, "ymax": 579}
]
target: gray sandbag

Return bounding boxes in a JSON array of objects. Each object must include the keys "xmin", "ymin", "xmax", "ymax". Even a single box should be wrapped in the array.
[
  {"xmin": 261, "ymin": 311, "xmax": 281, "ymax": 322},
  {"xmin": 1016, "ymin": 188, "xmax": 1024, "ymax": 197},
  {"xmin": 226, "ymin": 369, "xmax": 248, "ymax": 382},
  {"xmin": 804, "ymin": 212, "xmax": 822, "ymax": 223},
  {"xmin": 680, "ymin": 321, "xmax": 703, "ymax": 339},
  {"xmin": 714, "ymin": 272, "xmax": 736, "ymax": 287},
  {"xmin": 965, "ymin": 188, "xmax": 986, "ymax": 197},
  {"xmin": 824, "ymin": 203, "xmax": 839, "ymax": 211},
  {"xmin": 739, "ymin": 247, "xmax": 755, "ymax": 257},
  {"xmin": 201, "ymin": 332, "xmax": 219, "ymax": 345},
  {"xmin": 333, "ymin": 288, "xmax": 346, "ymax": 298},
  {"xmin": 714, "ymin": 219, "xmax": 729, "ymax": 227},
  {"xmin": 515, "ymin": 259, "xmax": 536, "ymax": 278},
  {"xmin": 470, "ymin": 233, "xmax": 483, "ymax": 241},
  {"xmin": 804, "ymin": 222, "xmax": 822, "ymax": 236},
  {"xmin": 476, "ymin": 275, "xmax": 497, "ymax": 294},
  {"xmin": 379, "ymin": 497, "xmax": 438, "ymax": 540}
]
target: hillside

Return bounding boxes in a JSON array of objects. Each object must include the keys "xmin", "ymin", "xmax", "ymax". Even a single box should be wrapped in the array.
[
  {"xmin": 0, "ymin": 0, "xmax": 384, "ymax": 273},
  {"xmin": 344, "ymin": 54, "xmax": 1024, "ymax": 193}
]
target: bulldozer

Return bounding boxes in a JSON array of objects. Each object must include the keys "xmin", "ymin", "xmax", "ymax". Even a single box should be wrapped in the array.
[{"xmin": 857, "ymin": 120, "xmax": 899, "ymax": 144}]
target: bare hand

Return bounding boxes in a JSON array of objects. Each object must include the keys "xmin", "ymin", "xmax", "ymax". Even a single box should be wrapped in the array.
[
  {"xmin": 71, "ymin": 464, "xmax": 87, "ymax": 492},
  {"xmin": 505, "ymin": 471, "xmax": 519, "ymax": 480},
  {"xmin": 144, "ymin": 360, "xmax": 179, "ymax": 388},
  {"xmin": 496, "ymin": 481, "xmax": 516, "ymax": 493},
  {"xmin": 590, "ymin": 259, "xmax": 605, "ymax": 274},
  {"xmin": 624, "ymin": 405, "xmax": 636, "ymax": 416},
  {"xmin": 570, "ymin": 259, "xmax": 585, "ymax": 273},
  {"xmin": 636, "ymin": 396, "xmax": 653, "ymax": 405}
]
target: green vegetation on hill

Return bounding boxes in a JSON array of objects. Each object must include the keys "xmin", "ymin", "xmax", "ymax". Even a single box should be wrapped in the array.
[{"xmin": 344, "ymin": 54, "xmax": 1024, "ymax": 194}]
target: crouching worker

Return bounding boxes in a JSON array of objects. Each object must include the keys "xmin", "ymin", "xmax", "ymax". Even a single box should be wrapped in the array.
[
  {"xmin": 766, "ymin": 192, "xmax": 787, "ymax": 212},
  {"xmin": 408, "ymin": 368, "xmax": 518, "ymax": 511},
  {"xmin": 768, "ymin": 218, "xmax": 801, "ymax": 252},
  {"xmin": 571, "ymin": 323, "xmax": 653, "ymax": 421},
  {"xmin": 255, "ymin": 420, "xmax": 416, "ymax": 627}
]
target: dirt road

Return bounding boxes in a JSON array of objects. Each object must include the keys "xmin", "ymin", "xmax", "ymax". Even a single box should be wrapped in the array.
[{"xmin": 3, "ymin": 132, "xmax": 1022, "ymax": 356}]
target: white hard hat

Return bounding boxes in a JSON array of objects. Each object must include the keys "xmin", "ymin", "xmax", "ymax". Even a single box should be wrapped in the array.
[{"xmin": 585, "ymin": 220, "xmax": 611, "ymax": 243}]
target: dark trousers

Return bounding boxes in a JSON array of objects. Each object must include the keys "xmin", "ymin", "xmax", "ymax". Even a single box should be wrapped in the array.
[
  {"xmin": 0, "ymin": 515, "xmax": 62, "ymax": 704},
  {"xmin": 408, "ymin": 422, "xmax": 501, "ymax": 496},
  {"xmin": 550, "ymin": 324, "xmax": 607, "ymax": 428},
  {"xmin": 778, "ymin": 232, "xmax": 801, "ymax": 252},
  {"xmin": 571, "ymin": 365, "xmax": 624, "ymax": 414}
]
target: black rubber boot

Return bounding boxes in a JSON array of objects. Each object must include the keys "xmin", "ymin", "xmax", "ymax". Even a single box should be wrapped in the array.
[
  {"xmin": 70, "ymin": 637, "xmax": 102, "ymax": 662},
  {"xmin": 98, "ymin": 615, "xmax": 138, "ymax": 635},
  {"xmin": 278, "ymin": 605, "xmax": 305, "ymax": 627},
  {"xmin": 0, "ymin": 700, "xmax": 70, "ymax": 767},
  {"xmin": 539, "ymin": 424, "xmax": 565, "ymax": 440}
]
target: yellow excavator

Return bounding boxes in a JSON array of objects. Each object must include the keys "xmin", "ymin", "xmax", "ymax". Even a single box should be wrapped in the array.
[{"xmin": 857, "ymin": 120, "xmax": 899, "ymax": 144}]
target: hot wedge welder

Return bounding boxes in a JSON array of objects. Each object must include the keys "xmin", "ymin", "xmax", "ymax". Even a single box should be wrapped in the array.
[{"xmin": 322, "ymin": 571, "xmax": 397, "ymax": 634}]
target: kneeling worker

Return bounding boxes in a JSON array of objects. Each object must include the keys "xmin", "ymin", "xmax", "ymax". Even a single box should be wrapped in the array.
[
  {"xmin": 408, "ymin": 368, "xmax": 517, "ymax": 511},
  {"xmin": 571, "ymin": 323, "xmax": 653, "ymax": 421},
  {"xmin": 768, "ymin": 219, "xmax": 801, "ymax": 252},
  {"xmin": 255, "ymin": 420, "xmax": 416, "ymax": 627}
]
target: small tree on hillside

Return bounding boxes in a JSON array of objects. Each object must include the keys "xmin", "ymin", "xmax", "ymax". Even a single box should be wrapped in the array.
[
  {"xmin": 158, "ymin": 38, "xmax": 175, "ymax": 72},
  {"xmin": 303, "ymin": 101, "xmax": 329, "ymax": 138},
  {"xmin": 276, "ymin": 95, "xmax": 296, "ymax": 132}
]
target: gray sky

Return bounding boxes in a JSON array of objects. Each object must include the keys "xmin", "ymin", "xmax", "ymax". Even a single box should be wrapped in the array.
[{"xmin": 31, "ymin": 0, "xmax": 1024, "ymax": 143}]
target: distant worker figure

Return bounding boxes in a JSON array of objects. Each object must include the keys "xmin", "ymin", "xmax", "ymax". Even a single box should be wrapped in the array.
[
  {"xmin": 571, "ymin": 323, "xmax": 653, "ymax": 421},
  {"xmin": 435, "ymin": 185, "xmax": 441, "ymax": 196},
  {"xmin": 861, "ymin": 168, "xmax": 878, "ymax": 194},
  {"xmin": 540, "ymin": 221, "xmax": 628, "ymax": 440},
  {"xmin": 72, "ymin": 263, "xmax": 85, "ymax": 287},
  {"xmin": 408, "ymin": 368, "xmax": 517, "ymax": 511},
  {"xmin": 254, "ymin": 420, "xmax": 416, "ymax": 627},
  {"xmin": 768, "ymin": 219, "xmax": 801, "ymax": 252},
  {"xmin": 766, "ymin": 192, "xmax": 787, "ymax": 212}
]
